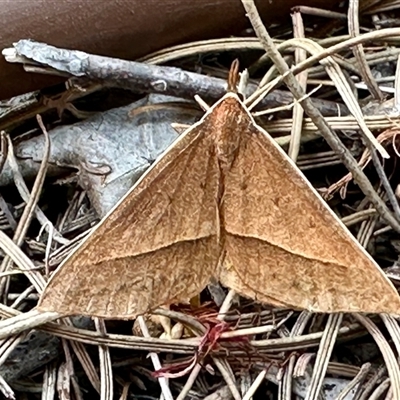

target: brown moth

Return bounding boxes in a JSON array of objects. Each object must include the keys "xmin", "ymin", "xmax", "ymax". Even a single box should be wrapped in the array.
[{"xmin": 38, "ymin": 89, "xmax": 400, "ymax": 318}]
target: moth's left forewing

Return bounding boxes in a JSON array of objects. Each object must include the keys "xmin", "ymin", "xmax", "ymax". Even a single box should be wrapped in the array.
[
  {"xmin": 220, "ymin": 97, "xmax": 400, "ymax": 314},
  {"xmin": 38, "ymin": 102, "xmax": 225, "ymax": 319}
]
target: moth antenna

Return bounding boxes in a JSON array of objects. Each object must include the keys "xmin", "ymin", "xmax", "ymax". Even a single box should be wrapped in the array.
[{"xmin": 227, "ymin": 59, "xmax": 240, "ymax": 93}]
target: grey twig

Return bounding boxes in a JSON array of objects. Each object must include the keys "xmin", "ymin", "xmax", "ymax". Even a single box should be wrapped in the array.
[{"xmin": 3, "ymin": 39, "xmax": 347, "ymax": 117}]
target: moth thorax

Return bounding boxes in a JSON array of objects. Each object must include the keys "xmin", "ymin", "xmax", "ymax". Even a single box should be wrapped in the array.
[{"xmin": 215, "ymin": 128, "xmax": 241, "ymax": 168}]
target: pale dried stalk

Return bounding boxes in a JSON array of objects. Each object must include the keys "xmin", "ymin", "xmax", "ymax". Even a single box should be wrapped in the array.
[
  {"xmin": 336, "ymin": 363, "xmax": 371, "ymax": 400},
  {"xmin": 285, "ymin": 28, "xmax": 400, "ymax": 77},
  {"xmin": 141, "ymin": 37, "xmax": 271, "ymax": 65},
  {"xmin": 0, "ymin": 303, "xmax": 364, "ymax": 355},
  {"xmin": 304, "ymin": 314, "xmax": 343, "ymax": 400},
  {"xmin": 243, "ymin": 369, "xmax": 267, "ymax": 400},
  {"xmin": 137, "ymin": 316, "xmax": 173, "ymax": 400},
  {"xmin": 354, "ymin": 314, "xmax": 400, "ymax": 400},
  {"xmin": 342, "ymin": 209, "xmax": 377, "ymax": 227},
  {"xmin": 0, "ymin": 374, "xmax": 14, "ymax": 400},
  {"xmin": 42, "ymin": 361, "xmax": 57, "ymax": 400},
  {"xmin": 94, "ymin": 318, "xmax": 114, "ymax": 400},
  {"xmin": 3, "ymin": 131, "xmax": 66, "ymax": 245},
  {"xmin": 1, "ymin": 127, "xmax": 50, "ymax": 295},
  {"xmin": 0, "ymin": 152, "xmax": 99, "ymax": 393},
  {"xmin": 356, "ymin": 365, "xmax": 387, "ymax": 400},
  {"xmin": 0, "ymin": 334, "xmax": 26, "ymax": 369},
  {"xmin": 394, "ymin": 53, "xmax": 400, "ymax": 108},
  {"xmin": 9, "ymin": 285, "xmax": 35, "ymax": 309},
  {"xmin": 212, "ymin": 291, "xmax": 242, "ymax": 400},
  {"xmin": 277, "ymin": 38, "xmax": 387, "ymax": 158},
  {"xmin": 265, "ymin": 115, "xmax": 400, "ymax": 134},
  {"xmin": 348, "ymin": 0, "xmax": 383, "ymax": 100},
  {"xmin": 58, "ymin": 340, "xmax": 76, "ymax": 399},
  {"xmin": 0, "ymin": 235, "xmax": 99, "ymax": 394},
  {"xmin": 175, "ymin": 364, "xmax": 202, "ymax": 400},
  {"xmin": 369, "ymin": 378, "xmax": 391, "ymax": 400},
  {"xmin": 279, "ymin": 311, "xmax": 313, "ymax": 400},
  {"xmin": 253, "ymin": 85, "xmax": 322, "ymax": 117},
  {"xmin": 356, "ymin": 214, "xmax": 377, "ymax": 247},
  {"xmin": 0, "ymin": 229, "xmax": 45, "ymax": 293},
  {"xmin": 381, "ymin": 315, "xmax": 400, "ymax": 364},
  {"xmin": 214, "ymin": 358, "xmax": 241, "ymax": 400},
  {"xmin": 289, "ymin": 10, "xmax": 308, "ymax": 161},
  {"xmin": 61, "ymin": 317, "xmax": 101, "ymax": 393},
  {"xmin": 245, "ymin": 33, "xmax": 399, "ymax": 111}
]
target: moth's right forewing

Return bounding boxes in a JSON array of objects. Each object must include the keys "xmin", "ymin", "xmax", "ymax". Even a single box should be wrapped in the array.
[{"xmin": 220, "ymin": 97, "xmax": 400, "ymax": 314}]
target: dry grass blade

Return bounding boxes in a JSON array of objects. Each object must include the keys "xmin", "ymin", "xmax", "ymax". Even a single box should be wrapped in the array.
[
  {"xmin": 356, "ymin": 365, "xmax": 387, "ymax": 400},
  {"xmin": 2, "ymin": 126, "xmax": 50, "ymax": 294},
  {"xmin": 140, "ymin": 37, "xmax": 268, "ymax": 65},
  {"xmin": 137, "ymin": 316, "xmax": 173, "ymax": 400},
  {"xmin": 380, "ymin": 315, "xmax": 400, "ymax": 363},
  {"xmin": 213, "ymin": 358, "xmax": 241, "ymax": 400},
  {"xmin": 0, "ymin": 296, "xmax": 368, "ymax": 354},
  {"xmin": 278, "ymin": 37, "xmax": 388, "ymax": 159},
  {"xmin": 0, "ymin": 333, "xmax": 25, "ymax": 365},
  {"xmin": 0, "ymin": 229, "xmax": 45, "ymax": 293},
  {"xmin": 264, "ymin": 115, "xmax": 400, "ymax": 135},
  {"xmin": 284, "ymin": 28, "xmax": 400, "ymax": 76},
  {"xmin": 95, "ymin": 319, "xmax": 113, "ymax": 400},
  {"xmin": 42, "ymin": 362, "xmax": 57, "ymax": 400},
  {"xmin": 304, "ymin": 313, "xmax": 343, "ymax": 400},
  {"xmin": 207, "ymin": 292, "xmax": 241, "ymax": 400},
  {"xmin": 368, "ymin": 378, "xmax": 391, "ymax": 399},
  {"xmin": 57, "ymin": 341, "xmax": 76, "ymax": 399},
  {"xmin": 0, "ymin": 335, "xmax": 22, "ymax": 399},
  {"xmin": 65, "ymin": 319, "xmax": 101, "ymax": 394},
  {"xmin": 336, "ymin": 362, "xmax": 371, "ymax": 400},
  {"xmin": 348, "ymin": 0, "xmax": 383, "ymax": 100},
  {"xmin": 0, "ymin": 298, "xmax": 99, "ymax": 394},
  {"xmin": 0, "ymin": 193, "xmax": 100, "ymax": 394},
  {"xmin": 242, "ymin": 369, "xmax": 267, "ymax": 400},
  {"xmin": 176, "ymin": 364, "xmax": 202, "ymax": 400},
  {"xmin": 288, "ymin": 11, "xmax": 308, "ymax": 162},
  {"xmin": 354, "ymin": 314, "xmax": 400, "ymax": 399},
  {"xmin": 0, "ymin": 309, "xmax": 59, "ymax": 338},
  {"xmin": 3, "ymin": 127, "xmax": 66, "ymax": 249},
  {"xmin": 279, "ymin": 311, "xmax": 313, "ymax": 400},
  {"xmin": 0, "ymin": 374, "xmax": 15, "ymax": 400}
]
